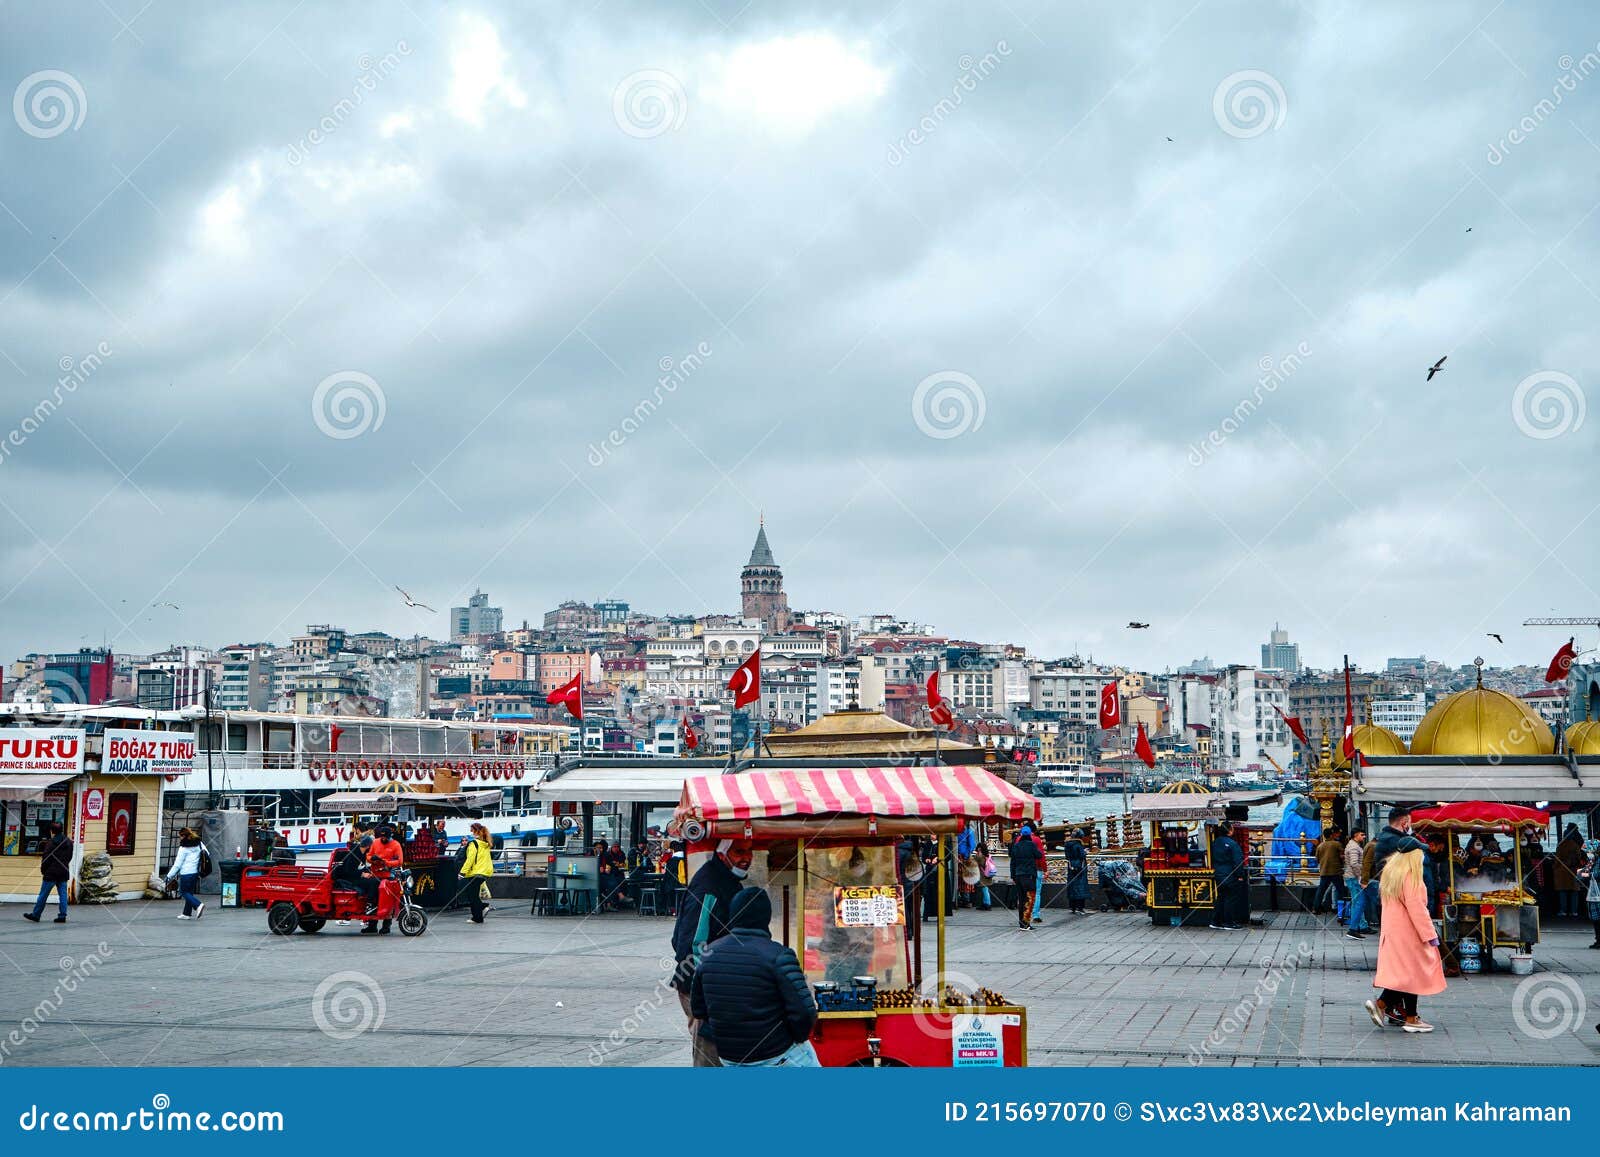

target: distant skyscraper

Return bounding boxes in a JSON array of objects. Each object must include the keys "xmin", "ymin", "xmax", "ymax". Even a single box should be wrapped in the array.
[
  {"xmin": 740, "ymin": 520, "xmax": 790, "ymax": 632},
  {"xmin": 1260, "ymin": 624, "xmax": 1301, "ymax": 674},
  {"xmin": 451, "ymin": 590, "xmax": 503, "ymax": 641}
]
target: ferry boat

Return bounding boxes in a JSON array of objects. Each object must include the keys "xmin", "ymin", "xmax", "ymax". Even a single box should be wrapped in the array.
[
  {"xmin": 1031, "ymin": 763, "xmax": 1095, "ymax": 797},
  {"xmin": 154, "ymin": 709, "xmax": 576, "ymax": 854}
]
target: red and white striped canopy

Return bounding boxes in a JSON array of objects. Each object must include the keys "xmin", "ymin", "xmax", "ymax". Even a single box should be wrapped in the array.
[{"xmin": 676, "ymin": 766, "xmax": 1040, "ymax": 824}]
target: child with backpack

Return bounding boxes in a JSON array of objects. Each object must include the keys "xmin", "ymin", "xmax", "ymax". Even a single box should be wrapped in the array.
[{"xmin": 165, "ymin": 828, "xmax": 210, "ymax": 919}]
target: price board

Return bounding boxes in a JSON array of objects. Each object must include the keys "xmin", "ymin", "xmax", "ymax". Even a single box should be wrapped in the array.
[{"xmin": 832, "ymin": 884, "xmax": 905, "ymax": 927}]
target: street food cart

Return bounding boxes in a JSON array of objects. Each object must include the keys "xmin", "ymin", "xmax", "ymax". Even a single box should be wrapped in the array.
[
  {"xmin": 1410, "ymin": 802, "xmax": 1546, "ymax": 969},
  {"xmin": 674, "ymin": 766, "xmax": 1037, "ymax": 1067},
  {"xmin": 1127, "ymin": 788, "xmax": 1281, "ymax": 926}
]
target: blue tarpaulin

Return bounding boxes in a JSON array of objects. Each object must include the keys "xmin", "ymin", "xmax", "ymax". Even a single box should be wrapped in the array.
[{"xmin": 1266, "ymin": 795, "xmax": 1322, "ymax": 879}]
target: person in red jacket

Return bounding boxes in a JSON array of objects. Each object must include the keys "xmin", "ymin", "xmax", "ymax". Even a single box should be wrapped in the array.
[{"xmin": 363, "ymin": 826, "xmax": 405, "ymax": 935}]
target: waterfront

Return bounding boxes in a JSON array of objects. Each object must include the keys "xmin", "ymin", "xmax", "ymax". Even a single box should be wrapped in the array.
[{"xmin": 1, "ymin": 899, "xmax": 1594, "ymax": 1067}]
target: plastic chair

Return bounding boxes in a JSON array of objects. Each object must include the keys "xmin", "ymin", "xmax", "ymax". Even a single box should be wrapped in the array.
[{"xmin": 638, "ymin": 890, "xmax": 659, "ymax": 916}]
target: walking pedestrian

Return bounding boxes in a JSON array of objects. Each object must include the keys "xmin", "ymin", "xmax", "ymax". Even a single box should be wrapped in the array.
[
  {"xmin": 164, "ymin": 828, "xmax": 206, "ymax": 920},
  {"xmin": 1581, "ymin": 839, "xmax": 1599, "ymax": 949},
  {"xmin": 22, "ymin": 822, "xmax": 73, "ymax": 924},
  {"xmin": 1025, "ymin": 826, "xmax": 1048, "ymax": 925},
  {"xmin": 1208, "ymin": 821, "xmax": 1247, "ymax": 930},
  {"xmin": 690, "ymin": 886, "xmax": 819, "ymax": 1067},
  {"xmin": 1062, "ymin": 829, "xmax": 1090, "ymax": 914},
  {"xmin": 1364, "ymin": 847, "xmax": 1445, "ymax": 1033},
  {"xmin": 1008, "ymin": 824, "xmax": 1042, "ymax": 930},
  {"xmin": 1344, "ymin": 830, "xmax": 1371, "ymax": 939},
  {"xmin": 460, "ymin": 822, "xmax": 495, "ymax": 924},
  {"xmin": 670, "ymin": 839, "xmax": 752, "ymax": 1066},
  {"xmin": 1554, "ymin": 824, "xmax": 1585, "ymax": 918},
  {"xmin": 1314, "ymin": 829, "xmax": 1345, "ymax": 914},
  {"xmin": 975, "ymin": 841, "xmax": 996, "ymax": 911}
]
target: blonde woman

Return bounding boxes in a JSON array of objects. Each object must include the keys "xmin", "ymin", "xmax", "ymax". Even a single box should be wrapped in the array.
[{"xmin": 1363, "ymin": 847, "xmax": 1445, "ymax": 1032}]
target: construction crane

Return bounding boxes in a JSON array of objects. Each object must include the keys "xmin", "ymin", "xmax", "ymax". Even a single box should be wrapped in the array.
[{"xmin": 1523, "ymin": 617, "xmax": 1600, "ymax": 627}]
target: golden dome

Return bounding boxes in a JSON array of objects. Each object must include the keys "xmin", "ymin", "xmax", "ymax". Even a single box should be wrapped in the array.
[
  {"xmin": 1410, "ymin": 687, "xmax": 1554, "ymax": 757},
  {"xmin": 1158, "ymin": 779, "xmax": 1210, "ymax": 794},
  {"xmin": 1330, "ymin": 723, "xmax": 1407, "ymax": 767},
  {"xmin": 1565, "ymin": 720, "xmax": 1600, "ymax": 755}
]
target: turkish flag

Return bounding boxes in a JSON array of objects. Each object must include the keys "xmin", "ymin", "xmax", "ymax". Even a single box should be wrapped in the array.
[
  {"xmin": 728, "ymin": 650, "xmax": 761, "ymax": 708},
  {"xmin": 1272, "ymin": 704, "xmax": 1309, "ymax": 747},
  {"xmin": 546, "ymin": 675, "xmax": 583, "ymax": 720},
  {"xmin": 329, "ymin": 723, "xmax": 344, "ymax": 754},
  {"xmin": 926, "ymin": 671, "xmax": 954, "ymax": 728},
  {"xmin": 1098, "ymin": 680, "xmax": 1121, "ymax": 730},
  {"xmin": 1547, "ymin": 638, "xmax": 1578, "ymax": 683},
  {"xmin": 682, "ymin": 717, "xmax": 699, "ymax": 751},
  {"xmin": 1134, "ymin": 722, "xmax": 1156, "ymax": 769},
  {"xmin": 1340, "ymin": 662, "xmax": 1355, "ymax": 760}
]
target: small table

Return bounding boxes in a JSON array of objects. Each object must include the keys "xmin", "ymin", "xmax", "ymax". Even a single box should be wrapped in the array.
[{"xmin": 548, "ymin": 874, "xmax": 596, "ymax": 915}]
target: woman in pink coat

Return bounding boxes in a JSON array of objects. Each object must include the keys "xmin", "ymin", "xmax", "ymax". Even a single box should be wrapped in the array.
[{"xmin": 1363, "ymin": 847, "xmax": 1445, "ymax": 1033}]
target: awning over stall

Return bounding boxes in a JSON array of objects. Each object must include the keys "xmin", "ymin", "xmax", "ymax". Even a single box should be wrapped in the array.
[
  {"xmin": 677, "ymin": 765, "xmax": 1040, "ymax": 824},
  {"xmin": 316, "ymin": 790, "xmax": 505, "ymax": 814},
  {"xmin": 0, "ymin": 772, "xmax": 76, "ymax": 802},
  {"xmin": 1353, "ymin": 756, "xmax": 1600, "ymax": 803},
  {"xmin": 532, "ymin": 764, "xmax": 695, "ymax": 803},
  {"xmin": 1126, "ymin": 789, "xmax": 1282, "ymax": 822}
]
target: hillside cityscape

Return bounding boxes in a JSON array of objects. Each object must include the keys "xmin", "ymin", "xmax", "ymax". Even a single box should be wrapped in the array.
[{"xmin": 3, "ymin": 522, "xmax": 1576, "ymax": 778}]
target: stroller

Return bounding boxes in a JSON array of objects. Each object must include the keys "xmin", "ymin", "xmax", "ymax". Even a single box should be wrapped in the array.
[{"xmin": 1097, "ymin": 859, "xmax": 1146, "ymax": 911}]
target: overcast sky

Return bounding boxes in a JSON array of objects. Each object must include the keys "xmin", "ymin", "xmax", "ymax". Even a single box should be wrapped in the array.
[{"xmin": 0, "ymin": 1, "xmax": 1596, "ymax": 675}]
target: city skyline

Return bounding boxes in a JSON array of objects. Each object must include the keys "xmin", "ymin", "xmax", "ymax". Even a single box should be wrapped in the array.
[{"xmin": 1, "ymin": 5, "xmax": 1595, "ymax": 678}]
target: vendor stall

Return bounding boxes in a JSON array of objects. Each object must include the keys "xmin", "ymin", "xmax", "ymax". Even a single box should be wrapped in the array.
[
  {"xmin": 1126, "ymin": 788, "xmax": 1281, "ymax": 926},
  {"xmin": 1410, "ymin": 802, "xmax": 1547, "ymax": 971},
  {"xmin": 674, "ymin": 765, "xmax": 1037, "ymax": 1067}
]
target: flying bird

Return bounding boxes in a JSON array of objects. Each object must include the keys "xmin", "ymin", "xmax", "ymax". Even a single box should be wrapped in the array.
[
  {"xmin": 1487, "ymin": 632, "xmax": 1503, "ymax": 644},
  {"xmin": 1426, "ymin": 356, "xmax": 1447, "ymax": 381},
  {"xmin": 395, "ymin": 586, "xmax": 436, "ymax": 612},
  {"xmin": 1465, "ymin": 227, "xmax": 1472, "ymax": 232},
  {"xmin": 1165, "ymin": 136, "xmax": 1173, "ymax": 142},
  {"xmin": 1127, "ymin": 621, "xmax": 1150, "ymax": 630},
  {"xmin": 154, "ymin": 602, "xmax": 179, "ymax": 610}
]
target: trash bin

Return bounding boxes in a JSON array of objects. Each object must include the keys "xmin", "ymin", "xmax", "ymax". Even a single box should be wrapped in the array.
[{"xmin": 219, "ymin": 859, "xmax": 249, "ymax": 908}]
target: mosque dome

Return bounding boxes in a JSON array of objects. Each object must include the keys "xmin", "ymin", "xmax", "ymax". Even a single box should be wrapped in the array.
[{"xmin": 1409, "ymin": 684, "xmax": 1554, "ymax": 757}]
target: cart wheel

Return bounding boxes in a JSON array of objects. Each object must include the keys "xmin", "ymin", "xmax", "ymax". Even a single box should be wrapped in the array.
[
  {"xmin": 298, "ymin": 917, "xmax": 326, "ymax": 933},
  {"xmin": 267, "ymin": 903, "xmax": 300, "ymax": 936},
  {"xmin": 397, "ymin": 908, "xmax": 428, "ymax": 937}
]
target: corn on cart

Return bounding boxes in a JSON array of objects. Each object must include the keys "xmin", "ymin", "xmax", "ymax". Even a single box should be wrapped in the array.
[
  {"xmin": 674, "ymin": 765, "xmax": 1037, "ymax": 1067},
  {"xmin": 1410, "ymin": 801, "xmax": 1546, "ymax": 970}
]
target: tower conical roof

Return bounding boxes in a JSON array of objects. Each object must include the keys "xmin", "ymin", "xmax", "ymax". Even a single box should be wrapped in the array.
[{"xmin": 746, "ymin": 522, "xmax": 776, "ymax": 568}]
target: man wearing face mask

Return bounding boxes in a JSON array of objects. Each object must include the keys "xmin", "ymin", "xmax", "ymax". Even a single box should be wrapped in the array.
[{"xmin": 670, "ymin": 838, "xmax": 754, "ymax": 1066}]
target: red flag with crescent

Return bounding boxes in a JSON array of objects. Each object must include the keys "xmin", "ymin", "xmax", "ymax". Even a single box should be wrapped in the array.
[
  {"xmin": 926, "ymin": 671, "xmax": 954, "ymax": 728},
  {"xmin": 682, "ymin": 716, "xmax": 699, "ymax": 751},
  {"xmin": 1341, "ymin": 661, "xmax": 1355, "ymax": 759},
  {"xmin": 546, "ymin": 674, "xmax": 583, "ymax": 720},
  {"xmin": 728, "ymin": 650, "xmax": 761, "ymax": 708},
  {"xmin": 1547, "ymin": 638, "xmax": 1578, "ymax": 683},
  {"xmin": 1135, "ymin": 722, "xmax": 1156, "ymax": 769},
  {"xmin": 328, "ymin": 723, "xmax": 344, "ymax": 754},
  {"xmin": 1098, "ymin": 680, "xmax": 1121, "ymax": 730}
]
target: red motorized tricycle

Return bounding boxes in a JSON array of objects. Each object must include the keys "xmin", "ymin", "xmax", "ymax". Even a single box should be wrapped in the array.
[{"xmin": 240, "ymin": 852, "xmax": 430, "ymax": 936}]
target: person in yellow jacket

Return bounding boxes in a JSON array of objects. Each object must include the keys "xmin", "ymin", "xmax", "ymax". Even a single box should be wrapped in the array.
[{"xmin": 460, "ymin": 822, "xmax": 495, "ymax": 924}]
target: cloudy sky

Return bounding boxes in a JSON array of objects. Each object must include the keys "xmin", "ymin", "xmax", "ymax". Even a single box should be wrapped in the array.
[{"xmin": 0, "ymin": 1, "xmax": 1596, "ymax": 674}]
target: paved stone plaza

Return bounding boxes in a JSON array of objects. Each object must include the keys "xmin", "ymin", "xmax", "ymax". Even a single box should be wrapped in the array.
[{"xmin": 0, "ymin": 898, "xmax": 1595, "ymax": 1067}]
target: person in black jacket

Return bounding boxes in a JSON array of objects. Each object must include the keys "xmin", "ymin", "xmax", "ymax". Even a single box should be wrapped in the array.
[
  {"xmin": 1208, "ymin": 822, "xmax": 1246, "ymax": 930},
  {"xmin": 331, "ymin": 834, "xmax": 378, "ymax": 915},
  {"xmin": 23, "ymin": 823, "xmax": 72, "ymax": 924},
  {"xmin": 1008, "ymin": 825, "xmax": 1042, "ymax": 929},
  {"xmin": 670, "ymin": 839, "xmax": 753, "ymax": 1066},
  {"xmin": 691, "ymin": 886, "xmax": 819, "ymax": 1066}
]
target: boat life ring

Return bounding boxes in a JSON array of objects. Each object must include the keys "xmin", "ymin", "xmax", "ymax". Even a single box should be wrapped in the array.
[
  {"xmin": 342, "ymin": 766, "xmax": 354, "ymax": 782},
  {"xmin": 387, "ymin": 760, "xmax": 400, "ymax": 776},
  {"xmin": 308, "ymin": 765, "xmax": 321, "ymax": 782},
  {"xmin": 356, "ymin": 765, "xmax": 370, "ymax": 782}
]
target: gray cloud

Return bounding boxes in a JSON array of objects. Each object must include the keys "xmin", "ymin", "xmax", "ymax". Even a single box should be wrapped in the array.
[{"xmin": 0, "ymin": 0, "xmax": 1596, "ymax": 673}]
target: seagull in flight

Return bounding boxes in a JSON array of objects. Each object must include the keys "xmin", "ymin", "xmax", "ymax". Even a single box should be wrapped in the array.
[
  {"xmin": 1426, "ymin": 356, "xmax": 1447, "ymax": 381},
  {"xmin": 1127, "ymin": 621, "xmax": 1151, "ymax": 630},
  {"xmin": 395, "ymin": 586, "xmax": 436, "ymax": 612},
  {"xmin": 153, "ymin": 601, "xmax": 179, "ymax": 611},
  {"xmin": 1487, "ymin": 632, "xmax": 1503, "ymax": 644}
]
